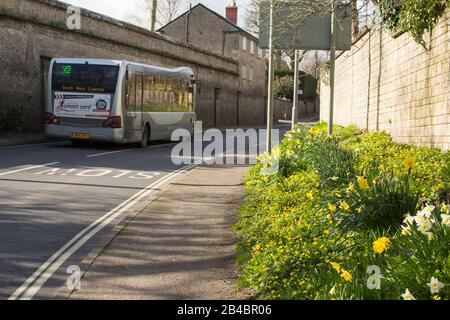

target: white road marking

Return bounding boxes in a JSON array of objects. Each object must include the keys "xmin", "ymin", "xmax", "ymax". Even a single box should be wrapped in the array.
[
  {"xmin": 9, "ymin": 160, "xmax": 201, "ymax": 300},
  {"xmin": 0, "ymin": 162, "xmax": 60, "ymax": 177},
  {"xmin": 85, "ymin": 142, "xmax": 177, "ymax": 158},
  {"xmin": 0, "ymin": 142, "xmax": 66, "ymax": 150},
  {"xmin": 85, "ymin": 149, "xmax": 131, "ymax": 158}
]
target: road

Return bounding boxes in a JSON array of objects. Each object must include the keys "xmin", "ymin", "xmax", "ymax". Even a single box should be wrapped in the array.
[{"xmin": 0, "ymin": 127, "xmax": 287, "ymax": 300}]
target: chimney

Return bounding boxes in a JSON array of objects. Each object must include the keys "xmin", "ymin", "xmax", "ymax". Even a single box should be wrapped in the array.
[{"xmin": 226, "ymin": 1, "xmax": 238, "ymax": 25}]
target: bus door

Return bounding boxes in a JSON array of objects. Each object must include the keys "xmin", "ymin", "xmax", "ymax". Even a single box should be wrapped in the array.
[{"xmin": 134, "ymin": 72, "xmax": 143, "ymax": 134}]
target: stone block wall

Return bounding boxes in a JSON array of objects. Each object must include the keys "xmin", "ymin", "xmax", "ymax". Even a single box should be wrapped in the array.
[{"xmin": 320, "ymin": 12, "xmax": 449, "ymax": 151}]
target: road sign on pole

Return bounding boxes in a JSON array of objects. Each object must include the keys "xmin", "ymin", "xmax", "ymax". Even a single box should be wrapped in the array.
[
  {"xmin": 259, "ymin": 1, "xmax": 352, "ymax": 143},
  {"xmin": 259, "ymin": 2, "xmax": 352, "ymax": 50}
]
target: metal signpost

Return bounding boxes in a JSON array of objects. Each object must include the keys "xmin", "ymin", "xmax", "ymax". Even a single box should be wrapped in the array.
[
  {"xmin": 266, "ymin": 1, "xmax": 275, "ymax": 152},
  {"xmin": 292, "ymin": 49, "xmax": 300, "ymax": 130},
  {"xmin": 260, "ymin": 1, "xmax": 352, "ymax": 146}
]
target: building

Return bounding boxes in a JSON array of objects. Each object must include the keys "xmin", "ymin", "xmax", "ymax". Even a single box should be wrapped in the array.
[{"xmin": 158, "ymin": 2, "xmax": 267, "ymax": 126}]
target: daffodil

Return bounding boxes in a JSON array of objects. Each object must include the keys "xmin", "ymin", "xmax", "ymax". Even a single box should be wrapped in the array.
[
  {"xmin": 330, "ymin": 262, "xmax": 341, "ymax": 273},
  {"xmin": 357, "ymin": 176, "xmax": 369, "ymax": 190},
  {"xmin": 418, "ymin": 204, "xmax": 435, "ymax": 218},
  {"xmin": 286, "ymin": 149, "xmax": 294, "ymax": 157},
  {"xmin": 404, "ymin": 156, "xmax": 415, "ymax": 171},
  {"xmin": 425, "ymin": 232, "xmax": 435, "ymax": 241},
  {"xmin": 373, "ymin": 237, "xmax": 391, "ymax": 254},
  {"xmin": 441, "ymin": 203, "xmax": 449, "ymax": 213},
  {"xmin": 329, "ymin": 285, "xmax": 337, "ymax": 295},
  {"xmin": 327, "ymin": 203, "xmax": 337, "ymax": 213},
  {"xmin": 326, "ymin": 213, "xmax": 333, "ymax": 224},
  {"xmin": 341, "ymin": 270, "xmax": 352, "ymax": 282},
  {"xmin": 401, "ymin": 288, "xmax": 416, "ymax": 300},
  {"xmin": 427, "ymin": 277, "xmax": 444, "ymax": 294},
  {"xmin": 401, "ymin": 225, "xmax": 412, "ymax": 236},
  {"xmin": 339, "ymin": 201, "xmax": 350, "ymax": 212},
  {"xmin": 357, "ymin": 206, "xmax": 364, "ymax": 214},
  {"xmin": 306, "ymin": 190, "xmax": 314, "ymax": 200},
  {"xmin": 309, "ymin": 127, "xmax": 320, "ymax": 136},
  {"xmin": 441, "ymin": 214, "xmax": 450, "ymax": 227},
  {"xmin": 403, "ymin": 214, "xmax": 415, "ymax": 225},
  {"xmin": 416, "ymin": 219, "xmax": 433, "ymax": 234},
  {"xmin": 347, "ymin": 183, "xmax": 355, "ymax": 193}
]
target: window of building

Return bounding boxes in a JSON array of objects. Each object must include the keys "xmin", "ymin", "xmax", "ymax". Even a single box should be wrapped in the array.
[
  {"xmin": 258, "ymin": 48, "xmax": 263, "ymax": 58},
  {"xmin": 249, "ymin": 68, "xmax": 254, "ymax": 82},
  {"xmin": 242, "ymin": 65, "xmax": 247, "ymax": 79},
  {"xmin": 250, "ymin": 40, "xmax": 255, "ymax": 55},
  {"xmin": 242, "ymin": 36, "xmax": 247, "ymax": 51}
]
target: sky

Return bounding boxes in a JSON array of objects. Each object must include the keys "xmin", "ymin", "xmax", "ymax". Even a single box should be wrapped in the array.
[{"xmin": 61, "ymin": 0, "xmax": 252, "ymax": 29}]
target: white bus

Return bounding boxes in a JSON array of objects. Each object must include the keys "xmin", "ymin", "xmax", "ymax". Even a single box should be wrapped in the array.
[{"xmin": 45, "ymin": 58, "xmax": 196, "ymax": 147}]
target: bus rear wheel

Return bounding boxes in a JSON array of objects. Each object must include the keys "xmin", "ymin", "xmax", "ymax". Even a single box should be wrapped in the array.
[{"xmin": 140, "ymin": 125, "xmax": 150, "ymax": 148}]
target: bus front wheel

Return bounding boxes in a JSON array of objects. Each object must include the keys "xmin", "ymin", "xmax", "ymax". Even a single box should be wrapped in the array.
[{"xmin": 140, "ymin": 125, "xmax": 150, "ymax": 148}]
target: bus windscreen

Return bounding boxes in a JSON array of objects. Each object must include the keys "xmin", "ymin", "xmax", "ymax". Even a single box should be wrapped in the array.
[
  {"xmin": 52, "ymin": 63, "xmax": 119, "ymax": 94},
  {"xmin": 52, "ymin": 63, "xmax": 119, "ymax": 119}
]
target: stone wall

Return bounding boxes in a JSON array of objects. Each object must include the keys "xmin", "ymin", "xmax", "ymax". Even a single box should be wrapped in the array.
[
  {"xmin": 0, "ymin": 0, "xmax": 245, "ymax": 133},
  {"xmin": 320, "ymin": 12, "xmax": 449, "ymax": 151}
]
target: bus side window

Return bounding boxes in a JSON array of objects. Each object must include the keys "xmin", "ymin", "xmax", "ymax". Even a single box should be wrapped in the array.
[
  {"xmin": 188, "ymin": 82, "xmax": 194, "ymax": 112},
  {"xmin": 143, "ymin": 74, "xmax": 154, "ymax": 112},
  {"xmin": 128, "ymin": 70, "xmax": 137, "ymax": 112}
]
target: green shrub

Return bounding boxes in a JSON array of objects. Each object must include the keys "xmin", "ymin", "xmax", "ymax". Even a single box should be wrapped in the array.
[{"xmin": 237, "ymin": 122, "xmax": 450, "ymax": 300}]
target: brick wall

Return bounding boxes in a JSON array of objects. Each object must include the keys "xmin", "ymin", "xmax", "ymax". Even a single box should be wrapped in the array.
[{"xmin": 320, "ymin": 12, "xmax": 449, "ymax": 151}]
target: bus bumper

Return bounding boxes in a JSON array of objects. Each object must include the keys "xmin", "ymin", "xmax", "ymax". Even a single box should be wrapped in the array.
[{"xmin": 45, "ymin": 125, "xmax": 125, "ymax": 144}]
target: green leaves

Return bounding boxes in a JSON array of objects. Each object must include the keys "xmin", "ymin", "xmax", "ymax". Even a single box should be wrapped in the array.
[{"xmin": 378, "ymin": 0, "xmax": 449, "ymax": 49}]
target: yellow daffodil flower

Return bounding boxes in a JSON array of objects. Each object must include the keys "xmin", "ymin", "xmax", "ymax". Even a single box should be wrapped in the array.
[
  {"xmin": 341, "ymin": 270, "xmax": 352, "ymax": 282},
  {"xmin": 404, "ymin": 156, "xmax": 415, "ymax": 171},
  {"xmin": 373, "ymin": 236, "xmax": 391, "ymax": 254},
  {"xmin": 357, "ymin": 176, "xmax": 369, "ymax": 189},
  {"xmin": 339, "ymin": 201, "xmax": 350, "ymax": 212},
  {"xmin": 330, "ymin": 262, "xmax": 341, "ymax": 273},
  {"xmin": 328, "ymin": 203, "xmax": 337, "ymax": 213}
]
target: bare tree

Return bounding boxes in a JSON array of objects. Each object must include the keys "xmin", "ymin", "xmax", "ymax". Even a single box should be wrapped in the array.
[
  {"xmin": 151, "ymin": 0, "xmax": 158, "ymax": 31},
  {"xmin": 299, "ymin": 51, "xmax": 328, "ymax": 78},
  {"xmin": 156, "ymin": 0, "xmax": 186, "ymax": 27},
  {"xmin": 127, "ymin": 0, "xmax": 186, "ymax": 30},
  {"xmin": 244, "ymin": 0, "xmax": 262, "ymax": 34}
]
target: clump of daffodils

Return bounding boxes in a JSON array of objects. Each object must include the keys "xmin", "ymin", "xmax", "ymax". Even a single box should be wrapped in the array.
[{"xmin": 401, "ymin": 204, "xmax": 439, "ymax": 240}]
